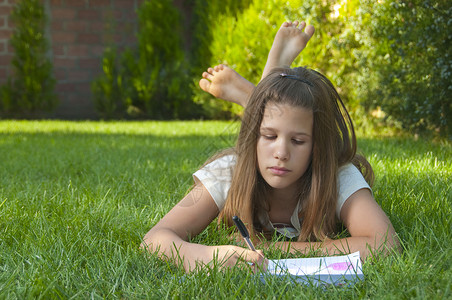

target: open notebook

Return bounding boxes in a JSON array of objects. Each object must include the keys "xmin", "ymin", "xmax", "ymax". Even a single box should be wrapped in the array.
[{"xmin": 262, "ymin": 251, "xmax": 364, "ymax": 286}]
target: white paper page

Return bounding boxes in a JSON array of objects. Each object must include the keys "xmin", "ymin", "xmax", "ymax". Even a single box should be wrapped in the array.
[{"xmin": 267, "ymin": 251, "xmax": 362, "ymax": 276}]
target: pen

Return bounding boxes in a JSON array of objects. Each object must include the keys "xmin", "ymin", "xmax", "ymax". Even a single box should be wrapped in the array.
[{"xmin": 232, "ymin": 215, "xmax": 256, "ymax": 251}]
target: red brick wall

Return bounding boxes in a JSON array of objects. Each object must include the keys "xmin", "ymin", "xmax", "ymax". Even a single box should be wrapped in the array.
[
  {"xmin": 0, "ymin": 0, "xmax": 14, "ymax": 87},
  {"xmin": 0, "ymin": 0, "xmax": 145, "ymax": 119}
]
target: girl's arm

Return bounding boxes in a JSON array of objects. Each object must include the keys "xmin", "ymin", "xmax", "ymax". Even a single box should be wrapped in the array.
[
  {"xmin": 141, "ymin": 183, "xmax": 265, "ymax": 272},
  {"xmin": 266, "ymin": 189, "xmax": 400, "ymax": 260}
]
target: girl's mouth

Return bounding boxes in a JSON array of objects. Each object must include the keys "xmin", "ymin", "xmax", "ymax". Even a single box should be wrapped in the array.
[{"xmin": 269, "ymin": 167, "xmax": 290, "ymax": 176}]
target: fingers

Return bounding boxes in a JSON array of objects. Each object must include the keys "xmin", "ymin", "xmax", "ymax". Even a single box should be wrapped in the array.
[
  {"xmin": 225, "ymin": 247, "xmax": 264, "ymax": 265},
  {"xmin": 210, "ymin": 246, "xmax": 268, "ymax": 273},
  {"xmin": 238, "ymin": 249, "xmax": 267, "ymax": 270},
  {"xmin": 253, "ymin": 251, "xmax": 269, "ymax": 272},
  {"xmin": 243, "ymin": 250, "xmax": 268, "ymax": 273}
]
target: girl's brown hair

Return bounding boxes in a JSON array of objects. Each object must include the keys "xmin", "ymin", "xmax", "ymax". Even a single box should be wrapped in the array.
[{"xmin": 217, "ymin": 66, "xmax": 373, "ymax": 242}]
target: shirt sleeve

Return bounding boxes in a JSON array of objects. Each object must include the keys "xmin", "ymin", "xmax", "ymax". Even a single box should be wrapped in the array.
[
  {"xmin": 192, "ymin": 155, "xmax": 236, "ymax": 210},
  {"xmin": 336, "ymin": 163, "xmax": 372, "ymax": 219}
]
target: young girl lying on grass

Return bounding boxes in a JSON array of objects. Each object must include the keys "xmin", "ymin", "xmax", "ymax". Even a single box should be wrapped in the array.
[{"xmin": 142, "ymin": 21, "xmax": 399, "ymax": 272}]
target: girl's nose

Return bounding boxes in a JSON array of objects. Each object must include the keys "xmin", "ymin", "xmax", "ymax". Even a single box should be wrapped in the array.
[{"xmin": 274, "ymin": 142, "xmax": 289, "ymax": 161}]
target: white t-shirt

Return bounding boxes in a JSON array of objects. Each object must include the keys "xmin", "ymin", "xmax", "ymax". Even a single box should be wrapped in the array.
[{"xmin": 193, "ymin": 155, "xmax": 371, "ymax": 238}]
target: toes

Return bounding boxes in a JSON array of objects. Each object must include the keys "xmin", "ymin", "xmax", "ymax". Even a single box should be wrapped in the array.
[
  {"xmin": 202, "ymin": 72, "xmax": 214, "ymax": 81},
  {"xmin": 293, "ymin": 20, "xmax": 299, "ymax": 27},
  {"xmin": 199, "ymin": 78, "xmax": 210, "ymax": 92},
  {"xmin": 213, "ymin": 64, "xmax": 225, "ymax": 73},
  {"xmin": 298, "ymin": 21, "xmax": 306, "ymax": 30},
  {"xmin": 207, "ymin": 67, "xmax": 214, "ymax": 74},
  {"xmin": 281, "ymin": 21, "xmax": 290, "ymax": 27},
  {"xmin": 205, "ymin": 73, "xmax": 214, "ymax": 80},
  {"xmin": 305, "ymin": 25, "xmax": 315, "ymax": 38}
]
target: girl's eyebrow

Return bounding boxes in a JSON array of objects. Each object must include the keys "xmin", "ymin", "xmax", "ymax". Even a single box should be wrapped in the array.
[{"xmin": 260, "ymin": 126, "xmax": 311, "ymax": 137}]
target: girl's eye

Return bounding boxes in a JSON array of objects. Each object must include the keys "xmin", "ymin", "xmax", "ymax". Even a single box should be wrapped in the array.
[
  {"xmin": 292, "ymin": 139, "xmax": 305, "ymax": 145},
  {"xmin": 262, "ymin": 135, "xmax": 276, "ymax": 140}
]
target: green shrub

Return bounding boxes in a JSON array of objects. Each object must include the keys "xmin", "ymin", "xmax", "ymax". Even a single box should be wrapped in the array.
[
  {"xmin": 190, "ymin": 0, "xmax": 359, "ymax": 118},
  {"xmin": 93, "ymin": 0, "xmax": 450, "ymax": 136},
  {"xmin": 198, "ymin": 0, "xmax": 451, "ymax": 136},
  {"xmin": 0, "ymin": 0, "xmax": 57, "ymax": 117},
  {"xmin": 354, "ymin": 0, "xmax": 451, "ymax": 137},
  {"xmin": 189, "ymin": 0, "xmax": 253, "ymax": 119},
  {"xmin": 91, "ymin": 48, "xmax": 123, "ymax": 119},
  {"xmin": 188, "ymin": 0, "xmax": 253, "ymax": 78},
  {"xmin": 92, "ymin": 0, "xmax": 200, "ymax": 119}
]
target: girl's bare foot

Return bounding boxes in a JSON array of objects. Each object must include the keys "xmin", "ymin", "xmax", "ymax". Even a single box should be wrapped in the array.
[
  {"xmin": 199, "ymin": 64, "xmax": 255, "ymax": 107},
  {"xmin": 261, "ymin": 21, "xmax": 315, "ymax": 80}
]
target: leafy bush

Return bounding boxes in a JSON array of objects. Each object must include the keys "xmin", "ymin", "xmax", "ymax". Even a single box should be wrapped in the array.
[
  {"xmin": 189, "ymin": 0, "xmax": 253, "ymax": 119},
  {"xmin": 191, "ymin": 0, "xmax": 361, "ymax": 118},
  {"xmin": 0, "ymin": 0, "xmax": 57, "ymax": 117},
  {"xmin": 91, "ymin": 48, "xmax": 123, "ymax": 119},
  {"xmin": 192, "ymin": 0, "xmax": 451, "ymax": 136},
  {"xmin": 93, "ymin": 0, "xmax": 200, "ymax": 119},
  {"xmin": 354, "ymin": 0, "xmax": 451, "ymax": 137},
  {"xmin": 93, "ymin": 0, "xmax": 450, "ymax": 136}
]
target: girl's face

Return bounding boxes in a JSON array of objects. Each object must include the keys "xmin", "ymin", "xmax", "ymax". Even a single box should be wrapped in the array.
[{"xmin": 257, "ymin": 103, "xmax": 313, "ymax": 193}]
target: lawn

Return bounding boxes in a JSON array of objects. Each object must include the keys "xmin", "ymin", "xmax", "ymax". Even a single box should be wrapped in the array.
[{"xmin": 0, "ymin": 120, "xmax": 450, "ymax": 299}]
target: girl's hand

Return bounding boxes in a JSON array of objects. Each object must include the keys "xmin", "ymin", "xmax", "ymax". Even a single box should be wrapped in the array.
[{"xmin": 208, "ymin": 245, "xmax": 267, "ymax": 272}]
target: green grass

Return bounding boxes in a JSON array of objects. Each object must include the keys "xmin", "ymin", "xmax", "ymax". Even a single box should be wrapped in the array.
[{"xmin": 0, "ymin": 120, "xmax": 450, "ymax": 299}]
